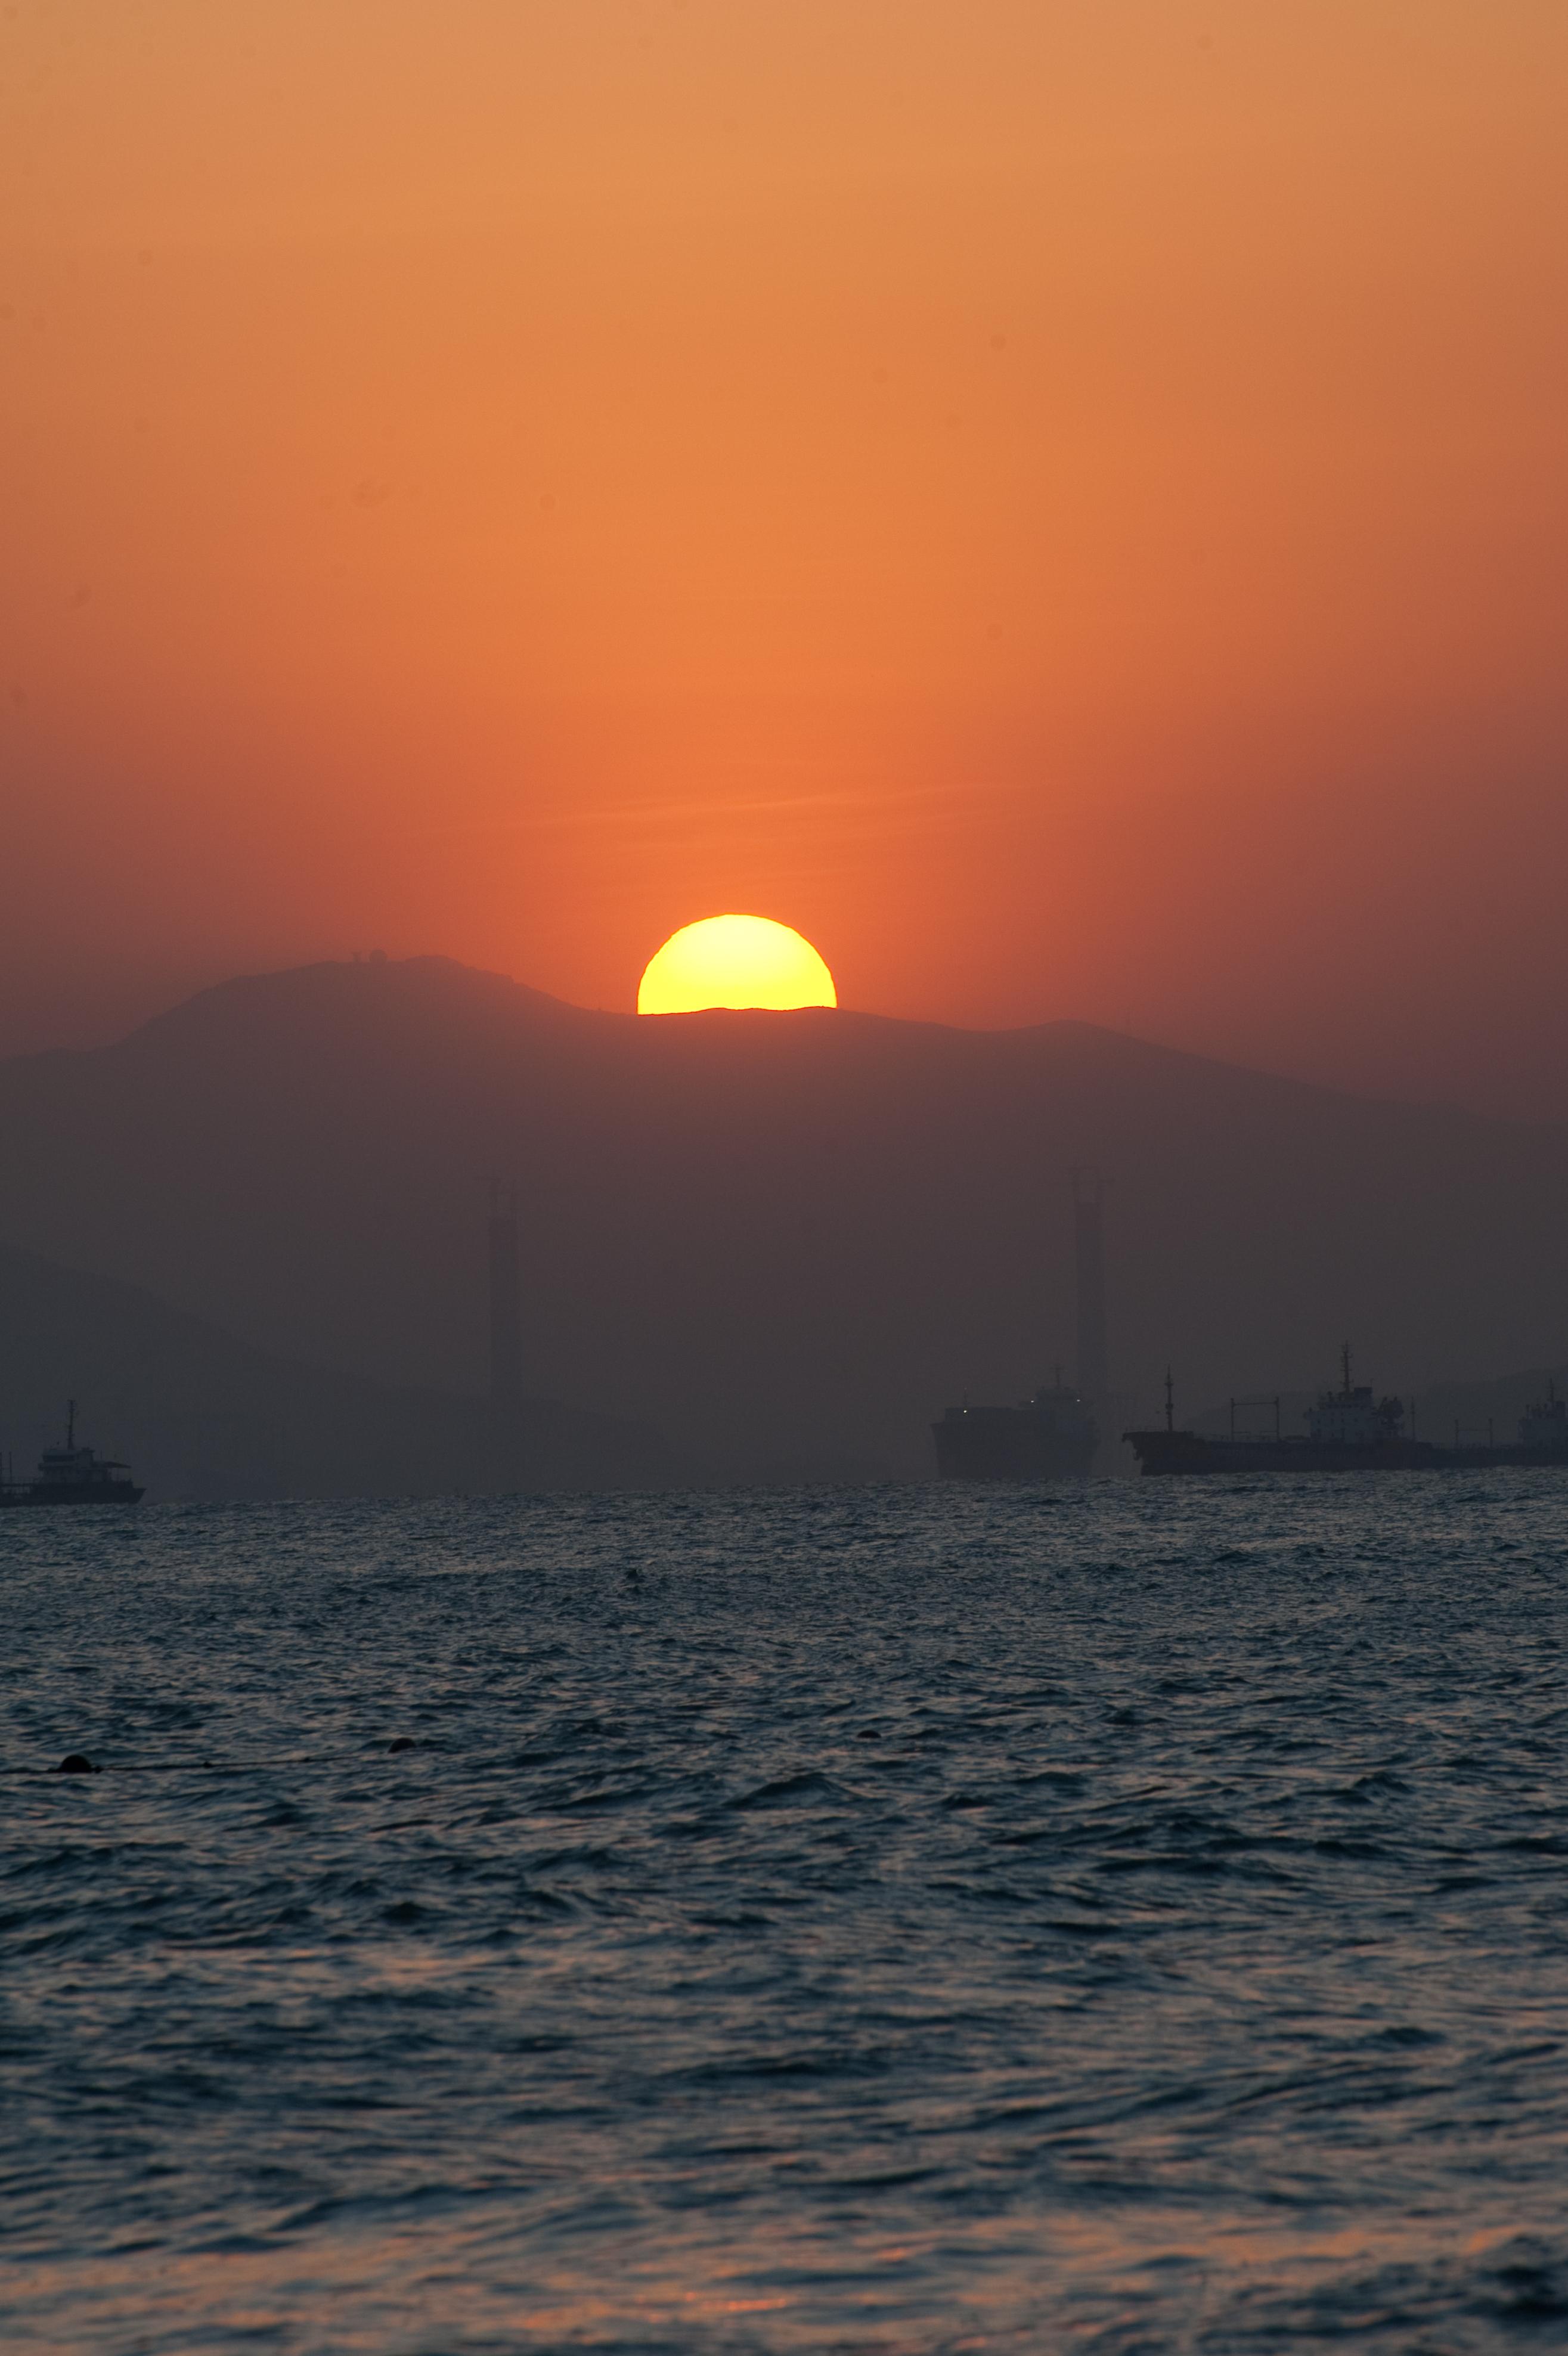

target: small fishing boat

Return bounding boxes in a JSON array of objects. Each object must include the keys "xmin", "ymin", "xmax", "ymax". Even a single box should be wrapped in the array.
[{"xmin": 1, "ymin": 1402, "xmax": 144, "ymax": 1506}]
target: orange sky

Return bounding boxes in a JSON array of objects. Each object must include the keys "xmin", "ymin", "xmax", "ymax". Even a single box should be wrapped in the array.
[{"xmin": 2, "ymin": 1, "xmax": 1566, "ymax": 1114}]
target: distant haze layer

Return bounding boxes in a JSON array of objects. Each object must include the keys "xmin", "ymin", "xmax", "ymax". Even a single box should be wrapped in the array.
[
  {"xmin": 2, "ymin": 957, "xmax": 1566, "ymax": 1486},
  {"xmin": 2, "ymin": 5, "xmax": 1566, "ymax": 1117}
]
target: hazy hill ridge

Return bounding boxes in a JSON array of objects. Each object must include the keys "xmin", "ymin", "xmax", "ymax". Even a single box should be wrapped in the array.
[{"xmin": 1, "ymin": 957, "xmax": 1564, "ymax": 1484}]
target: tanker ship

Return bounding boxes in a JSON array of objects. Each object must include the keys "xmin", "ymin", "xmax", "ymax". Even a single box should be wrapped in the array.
[{"xmin": 1125, "ymin": 1353, "xmax": 1568, "ymax": 1476}]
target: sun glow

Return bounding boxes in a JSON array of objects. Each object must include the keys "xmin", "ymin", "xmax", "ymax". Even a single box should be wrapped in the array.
[{"xmin": 637, "ymin": 916, "xmax": 836, "ymax": 1015}]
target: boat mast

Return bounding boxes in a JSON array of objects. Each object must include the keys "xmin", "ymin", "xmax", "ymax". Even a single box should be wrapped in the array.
[{"xmin": 66, "ymin": 1398, "xmax": 75, "ymax": 1450}]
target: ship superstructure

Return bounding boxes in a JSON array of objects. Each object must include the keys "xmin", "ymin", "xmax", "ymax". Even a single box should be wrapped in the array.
[{"xmin": 1517, "ymin": 1380, "xmax": 1568, "ymax": 1455}]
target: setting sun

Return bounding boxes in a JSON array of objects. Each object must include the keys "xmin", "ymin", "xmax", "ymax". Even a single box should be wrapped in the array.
[{"xmin": 637, "ymin": 916, "xmax": 837, "ymax": 1015}]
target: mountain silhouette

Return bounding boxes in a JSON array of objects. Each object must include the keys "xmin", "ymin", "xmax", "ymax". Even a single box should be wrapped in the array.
[{"xmin": 1, "ymin": 955, "xmax": 1564, "ymax": 1485}]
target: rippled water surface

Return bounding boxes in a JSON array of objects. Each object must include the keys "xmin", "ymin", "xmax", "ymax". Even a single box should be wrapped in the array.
[{"xmin": 4, "ymin": 1477, "xmax": 1568, "ymax": 2352}]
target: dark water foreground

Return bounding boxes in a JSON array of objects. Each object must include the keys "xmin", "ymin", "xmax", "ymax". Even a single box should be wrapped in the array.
[{"xmin": 3, "ymin": 1477, "xmax": 1567, "ymax": 2354}]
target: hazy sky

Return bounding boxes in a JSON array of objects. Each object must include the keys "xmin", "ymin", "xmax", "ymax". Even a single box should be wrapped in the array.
[{"xmin": 2, "ymin": 2, "xmax": 1565, "ymax": 1114}]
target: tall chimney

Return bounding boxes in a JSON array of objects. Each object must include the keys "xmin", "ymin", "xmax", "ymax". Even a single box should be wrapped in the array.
[
  {"xmin": 1073, "ymin": 1169, "xmax": 1108, "ymax": 1402},
  {"xmin": 488, "ymin": 1180, "xmax": 522, "ymax": 1418}
]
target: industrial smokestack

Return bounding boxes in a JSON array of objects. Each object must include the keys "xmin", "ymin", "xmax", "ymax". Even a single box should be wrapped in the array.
[
  {"xmin": 1073, "ymin": 1169, "xmax": 1109, "ymax": 1402},
  {"xmin": 488, "ymin": 1180, "xmax": 522, "ymax": 1419}
]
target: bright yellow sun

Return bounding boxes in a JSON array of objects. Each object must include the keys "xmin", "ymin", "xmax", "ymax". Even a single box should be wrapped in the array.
[{"xmin": 637, "ymin": 914, "xmax": 837, "ymax": 1015}]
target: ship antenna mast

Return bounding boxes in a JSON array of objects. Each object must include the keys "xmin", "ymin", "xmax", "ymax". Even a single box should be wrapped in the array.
[
  {"xmin": 1164, "ymin": 1367, "xmax": 1175, "ymax": 1433},
  {"xmin": 66, "ymin": 1397, "xmax": 75, "ymax": 1451},
  {"xmin": 1340, "ymin": 1343, "xmax": 1352, "ymax": 1399}
]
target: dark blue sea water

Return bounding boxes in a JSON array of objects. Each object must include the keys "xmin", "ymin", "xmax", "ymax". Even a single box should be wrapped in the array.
[{"xmin": 4, "ymin": 1477, "xmax": 1567, "ymax": 2353}]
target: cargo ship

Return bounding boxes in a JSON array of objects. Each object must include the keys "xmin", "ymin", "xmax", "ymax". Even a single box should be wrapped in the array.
[
  {"xmin": 1, "ymin": 1403, "xmax": 144, "ymax": 1507},
  {"xmin": 933, "ymin": 1384, "xmax": 1098, "ymax": 1481},
  {"xmin": 1125, "ymin": 1353, "xmax": 1568, "ymax": 1476}
]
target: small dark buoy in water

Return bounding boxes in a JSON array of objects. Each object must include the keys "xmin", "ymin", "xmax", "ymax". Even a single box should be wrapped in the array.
[
  {"xmin": 55, "ymin": 1753, "xmax": 98, "ymax": 1775},
  {"xmin": 387, "ymin": 1736, "xmax": 417, "ymax": 1753}
]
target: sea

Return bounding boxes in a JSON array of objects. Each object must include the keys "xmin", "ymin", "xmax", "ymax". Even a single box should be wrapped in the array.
[{"xmin": 3, "ymin": 1475, "xmax": 1567, "ymax": 2354}]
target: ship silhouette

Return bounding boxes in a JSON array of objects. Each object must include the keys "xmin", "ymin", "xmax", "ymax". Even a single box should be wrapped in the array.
[
  {"xmin": 1126, "ymin": 1351, "xmax": 1568, "ymax": 1475},
  {"xmin": 932, "ymin": 1384, "xmax": 1098, "ymax": 1480},
  {"xmin": 2, "ymin": 1401, "xmax": 144, "ymax": 1507},
  {"xmin": 932, "ymin": 1172, "xmax": 1106, "ymax": 1480}
]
